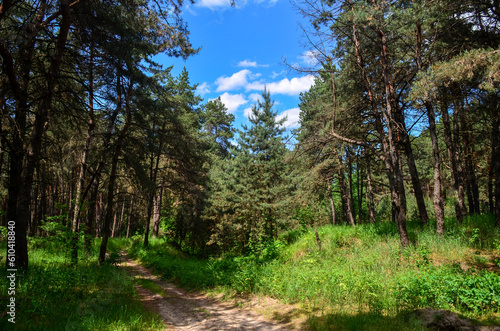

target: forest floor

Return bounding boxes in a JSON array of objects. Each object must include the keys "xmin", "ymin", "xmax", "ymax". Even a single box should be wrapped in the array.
[{"xmin": 120, "ymin": 253, "xmax": 307, "ymax": 330}]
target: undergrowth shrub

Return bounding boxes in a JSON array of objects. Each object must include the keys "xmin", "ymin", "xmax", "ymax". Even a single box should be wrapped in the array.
[{"xmin": 397, "ymin": 266, "xmax": 500, "ymax": 315}]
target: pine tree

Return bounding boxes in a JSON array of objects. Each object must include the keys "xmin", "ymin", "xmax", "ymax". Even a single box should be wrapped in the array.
[
  {"xmin": 202, "ymin": 97, "xmax": 235, "ymax": 158},
  {"xmin": 205, "ymin": 89, "xmax": 287, "ymax": 254}
]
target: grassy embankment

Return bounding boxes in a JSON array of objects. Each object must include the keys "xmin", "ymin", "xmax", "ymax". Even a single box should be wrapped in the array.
[
  {"xmin": 128, "ymin": 215, "xmax": 500, "ymax": 330},
  {"xmin": 0, "ymin": 237, "xmax": 164, "ymax": 330}
]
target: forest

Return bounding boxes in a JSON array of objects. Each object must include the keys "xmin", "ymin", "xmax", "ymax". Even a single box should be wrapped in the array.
[{"xmin": 1, "ymin": 0, "xmax": 500, "ymax": 330}]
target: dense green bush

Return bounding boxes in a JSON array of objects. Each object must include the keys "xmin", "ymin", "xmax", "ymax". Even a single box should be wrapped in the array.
[{"xmin": 397, "ymin": 267, "xmax": 500, "ymax": 315}]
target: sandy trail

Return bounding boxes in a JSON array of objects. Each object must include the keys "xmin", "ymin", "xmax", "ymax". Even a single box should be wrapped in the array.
[{"xmin": 120, "ymin": 254, "xmax": 294, "ymax": 330}]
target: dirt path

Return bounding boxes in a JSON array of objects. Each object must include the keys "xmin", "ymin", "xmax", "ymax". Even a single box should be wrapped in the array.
[{"xmin": 120, "ymin": 254, "xmax": 303, "ymax": 330}]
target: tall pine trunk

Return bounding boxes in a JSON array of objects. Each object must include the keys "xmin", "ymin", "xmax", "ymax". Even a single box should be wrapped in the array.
[
  {"xmin": 152, "ymin": 184, "xmax": 164, "ymax": 237},
  {"xmin": 99, "ymin": 75, "xmax": 132, "ymax": 265},
  {"xmin": 350, "ymin": 13, "xmax": 408, "ymax": 246},
  {"xmin": 375, "ymin": 10, "xmax": 409, "ymax": 247},
  {"xmin": 441, "ymin": 96, "xmax": 466, "ymax": 221},
  {"xmin": 428, "ymin": 103, "xmax": 445, "ymax": 234},
  {"xmin": 71, "ymin": 38, "xmax": 96, "ymax": 263},
  {"xmin": 366, "ymin": 160, "xmax": 376, "ymax": 223},
  {"xmin": 327, "ymin": 179, "xmax": 336, "ymax": 225},
  {"xmin": 338, "ymin": 154, "xmax": 355, "ymax": 227},
  {"xmin": 490, "ymin": 100, "xmax": 500, "ymax": 226}
]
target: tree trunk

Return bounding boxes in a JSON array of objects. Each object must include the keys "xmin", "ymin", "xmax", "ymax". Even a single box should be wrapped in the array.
[
  {"xmin": 71, "ymin": 111, "xmax": 94, "ymax": 263},
  {"xmin": 152, "ymin": 185, "xmax": 164, "ymax": 237},
  {"xmin": 144, "ymin": 191, "xmax": 154, "ymax": 247},
  {"xmin": 491, "ymin": 101, "xmax": 500, "ymax": 226},
  {"xmin": 99, "ymin": 75, "xmax": 132, "ymax": 265},
  {"xmin": 452, "ymin": 100, "xmax": 469, "ymax": 218},
  {"xmin": 441, "ymin": 97, "xmax": 466, "ymax": 221},
  {"xmin": 348, "ymin": 12, "xmax": 408, "ymax": 246},
  {"xmin": 2, "ymin": 0, "xmax": 40, "ymax": 270},
  {"xmin": 338, "ymin": 155, "xmax": 355, "ymax": 227},
  {"xmin": 144, "ymin": 137, "xmax": 163, "ymax": 246},
  {"xmin": 427, "ymin": 103, "xmax": 445, "ymax": 235},
  {"xmin": 402, "ymin": 135, "xmax": 430, "ymax": 225},
  {"xmin": 126, "ymin": 196, "xmax": 134, "ymax": 239},
  {"xmin": 347, "ymin": 147, "xmax": 356, "ymax": 222},
  {"xmin": 96, "ymin": 192, "xmax": 104, "ymax": 237},
  {"xmin": 415, "ymin": 20, "xmax": 444, "ymax": 233},
  {"xmin": 111, "ymin": 203, "xmax": 118, "ymax": 238},
  {"xmin": 366, "ymin": 161, "xmax": 376, "ymax": 223},
  {"xmin": 118, "ymin": 198, "xmax": 126, "ymax": 238},
  {"xmin": 458, "ymin": 101, "xmax": 480, "ymax": 214},
  {"xmin": 71, "ymin": 37, "xmax": 96, "ymax": 263},
  {"xmin": 357, "ymin": 152, "xmax": 363, "ymax": 224},
  {"xmin": 327, "ymin": 179, "xmax": 336, "ymax": 225},
  {"xmin": 375, "ymin": 11, "xmax": 409, "ymax": 247},
  {"xmin": 85, "ymin": 173, "xmax": 100, "ymax": 254}
]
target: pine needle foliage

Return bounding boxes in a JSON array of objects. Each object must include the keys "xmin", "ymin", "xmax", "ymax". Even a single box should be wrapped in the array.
[{"xmin": 204, "ymin": 89, "xmax": 288, "ymax": 254}]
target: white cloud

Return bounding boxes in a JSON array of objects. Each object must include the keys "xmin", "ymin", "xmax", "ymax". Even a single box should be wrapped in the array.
[
  {"xmin": 214, "ymin": 93, "xmax": 247, "ymax": 113},
  {"xmin": 248, "ymin": 93, "xmax": 263, "ymax": 103},
  {"xmin": 196, "ymin": 82, "xmax": 210, "ymax": 95},
  {"xmin": 196, "ymin": 0, "xmax": 233, "ymax": 9},
  {"xmin": 237, "ymin": 59, "xmax": 269, "ymax": 68},
  {"xmin": 246, "ymin": 75, "xmax": 315, "ymax": 96},
  {"xmin": 254, "ymin": 0, "xmax": 278, "ymax": 6},
  {"xmin": 237, "ymin": 60, "xmax": 258, "ymax": 67},
  {"xmin": 215, "ymin": 69, "xmax": 252, "ymax": 92},
  {"xmin": 243, "ymin": 107, "xmax": 254, "ymax": 119},
  {"xmin": 271, "ymin": 70, "xmax": 285, "ymax": 79},
  {"xmin": 301, "ymin": 50, "xmax": 320, "ymax": 66},
  {"xmin": 277, "ymin": 107, "xmax": 301, "ymax": 128}
]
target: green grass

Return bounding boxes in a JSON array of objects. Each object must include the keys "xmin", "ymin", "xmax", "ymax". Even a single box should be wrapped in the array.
[
  {"xmin": 128, "ymin": 214, "xmax": 500, "ymax": 330},
  {"xmin": 0, "ymin": 237, "xmax": 164, "ymax": 330}
]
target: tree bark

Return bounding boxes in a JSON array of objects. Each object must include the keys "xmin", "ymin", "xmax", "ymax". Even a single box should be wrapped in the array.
[
  {"xmin": 99, "ymin": 75, "xmax": 132, "ymax": 265},
  {"xmin": 402, "ymin": 135, "xmax": 430, "ymax": 225},
  {"xmin": 428, "ymin": 103, "xmax": 445, "ymax": 234},
  {"xmin": 347, "ymin": 147, "xmax": 356, "ymax": 222},
  {"xmin": 374, "ymin": 8, "xmax": 409, "ymax": 247},
  {"xmin": 491, "ymin": 101, "xmax": 500, "ymax": 226},
  {"xmin": 441, "ymin": 96, "xmax": 467, "ymax": 221},
  {"xmin": 357, "ymin": 151, "xmax": 363, "ymax": 224},
  {"xmin": 415, "ymin": 20, "xmax": 445, "ymax": 233},
  {"xmin": 85, "ymin": 173, "xmax": 100, "ymax": 254},
  {"xmin": 144, "ymin": 134, "xmax": 163, "ymax": 246},
  {"xmin": 458, "ymin": 101, "xmax": 480, "ymax": 214},
  {"xmin": 348, "ymin": 12, "xmax": 408, "ymax": 246},
  {"xmin": 111, "ymin": 202, "xmax": 118, "ymax": 238},
  {"xmin": 152, "ymin": 184, "xmax": 164, "ymax": 237},
  {"xmin": 3, "ymin": 0, "xmax": 72, "ymax": 270},
  {"xmin": 327, "ymin": 179, "xmax": 336, "ymax": 225},
  {"xmin": 71, "ymin": 37, "xmax": 96, "ymax": 263},
  {"xmin": 366, "ymin": 160, "xmax": 376, "ymax": 223},
  {"xmin": 126, "ymin": 196, "xmax": 134, "ymax": 239},
  {"xmin": 338, "ymin": 154, "xmax": 355, "ymax": 227}
]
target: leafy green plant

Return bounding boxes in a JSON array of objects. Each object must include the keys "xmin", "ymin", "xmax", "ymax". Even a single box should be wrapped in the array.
[
  {"xmin": 397, "ymin": 267, "xmax": 500, "ymax": 315},
  {"xmin": 469, "ymin": 228, "xmax": 481, "ymax": 247},
  {"xmin": 416, "ymin": 243, "xmax": 431, "ymax": 267}
]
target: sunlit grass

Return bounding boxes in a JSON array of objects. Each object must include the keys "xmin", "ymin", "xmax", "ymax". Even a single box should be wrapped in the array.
[
  {"xmin": 0, "ymin": 238, "xmax": 164, "ymax": 330},
  {"xmin": 127, "ymin": 214, "xmax": 500, "ymax": 329}
]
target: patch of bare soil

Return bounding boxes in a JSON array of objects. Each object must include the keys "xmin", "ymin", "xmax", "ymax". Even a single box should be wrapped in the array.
[{"xmin": 120, "ymin": 254, "xmax": 304, "ymax": 330}]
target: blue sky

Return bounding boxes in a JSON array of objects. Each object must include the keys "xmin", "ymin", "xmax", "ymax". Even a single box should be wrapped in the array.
[{"xmin": 156, "ymin": 0, "xmax": 318, "ymax": 132}]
